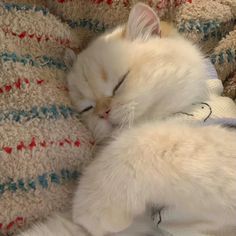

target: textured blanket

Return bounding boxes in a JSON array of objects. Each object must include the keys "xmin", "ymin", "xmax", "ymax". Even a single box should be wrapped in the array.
[{"xmin": 0, "ymin": 0, "xmax": 93, "ymax": 235}]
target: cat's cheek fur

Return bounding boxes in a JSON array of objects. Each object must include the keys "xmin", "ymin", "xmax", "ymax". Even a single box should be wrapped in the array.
[
  {"xmin": 83, "ymin": 115, "xmax": 113, "ymax": 143},
  {"xmin": 109, "ymin": 105, "xmax": 135, "ymax": 127}
]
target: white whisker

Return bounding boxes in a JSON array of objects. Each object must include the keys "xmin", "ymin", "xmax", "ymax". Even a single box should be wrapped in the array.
[{"xmin": 115, "ymin": 101, "xmax": 137, "ymax": 130}]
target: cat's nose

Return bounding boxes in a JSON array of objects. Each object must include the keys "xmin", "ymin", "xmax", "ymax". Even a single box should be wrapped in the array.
[{"xmin": 99, "ymin": 109, "xmax": 111, "ymax": 119}]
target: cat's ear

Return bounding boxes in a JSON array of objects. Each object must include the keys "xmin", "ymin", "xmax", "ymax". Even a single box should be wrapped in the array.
[
  {"xmin": 125, "ymin": 3, "xmax": 161, "ymax": 41},
  {"xmin": 64, "ymin": 48, "xmax": 77, "ymax": 68}
]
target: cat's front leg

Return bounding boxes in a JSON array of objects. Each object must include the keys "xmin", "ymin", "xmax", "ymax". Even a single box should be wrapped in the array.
[
  {"xmin": 72, "ymin": 132, "xmax": 162, "ymax": 236},
  {"xmin": 72, "ymin": 132, "xmax": 203, "ymax": 236}
]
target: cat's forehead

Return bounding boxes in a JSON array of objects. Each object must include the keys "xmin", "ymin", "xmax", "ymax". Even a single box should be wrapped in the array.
[
  {"xmin": 72, "ymin": 57, "xmax": 113, "ymax": 99},
  {"xmin": 76, "ymin": 43, "xmax": 131, "ymax": 88}
]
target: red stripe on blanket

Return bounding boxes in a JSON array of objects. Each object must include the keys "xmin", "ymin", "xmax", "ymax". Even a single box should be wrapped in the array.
[
  {"xmin": 0, "ymin": 217, "xmax": 25, "ymax": 233},
  {"xmin": 90, "ymin": 0, "xmax": 192, "ymax": 8},
  {"xmin": 91, "ymin": 0, "xmax": 113, "ymax": 4},
  {"xmin": 0, "ymin": 78, "xmax": 68, "ymax": 95},
  {"xmin": 90, "ymin": 0, "xmax": 131, "ymax": 7},
  {"xmin": 2, "ymin": 136, "xmax": 82, "ymax": 155},
  {"xmin": 1, "ymin": 27, "xmax": 71, "ymax": 47}
]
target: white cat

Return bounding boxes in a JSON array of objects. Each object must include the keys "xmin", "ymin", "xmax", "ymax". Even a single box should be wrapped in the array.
[
  {"xmin": 19, "ymin": 3, "xmax": 236, "ymax": 236},
  {"xmin": 66, "ymin": 3, "xmax": 207, "ymax": 144}
]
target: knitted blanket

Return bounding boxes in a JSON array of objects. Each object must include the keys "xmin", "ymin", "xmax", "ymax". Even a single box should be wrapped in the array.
[{"xmin": 0, "ymin": 1, "xmax": 93, "ymax": 235}]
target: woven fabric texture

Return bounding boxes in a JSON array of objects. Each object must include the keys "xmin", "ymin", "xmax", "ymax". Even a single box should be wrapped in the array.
[
  {"xmin": 0, "ymin": 1, "xmax": 93, "ymax": 235},
  {"xmin": 224, "ymin": 70, "xmax": 236, "ymax": 100}
]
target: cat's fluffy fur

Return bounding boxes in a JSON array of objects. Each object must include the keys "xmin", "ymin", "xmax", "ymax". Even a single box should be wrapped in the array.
[
  {"xmin": 67, "ymin": 4, "xmax": 207, "ymax": 143},
  {"xmin": 73, "ymin": 121, "xmax": 236, "ymax": 236},
  {"xmin": 19, "ymin": 3, "xmax": 236, "ymax": 236}
]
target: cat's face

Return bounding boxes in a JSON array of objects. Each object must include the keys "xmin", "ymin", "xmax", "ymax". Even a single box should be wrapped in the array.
[
  {"xmin": 68, "ymin": 36, "xmax": 158, "ymax": 126},
  {"xmin": 67, "ymin": 3, "xmax": 163, "ymax": 141},
  {"xmin": 66, "ymin": 3, "xmax": 206, "ymax": 142},
  {"xmin": 68, "ymin": 33, "xmax": 135, "ymax": 126}
]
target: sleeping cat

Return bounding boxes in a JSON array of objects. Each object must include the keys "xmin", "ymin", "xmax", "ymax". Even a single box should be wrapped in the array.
[
  {"xmin": 66, "ymin": 3, "xmax": 207, "ymax": 144},
  {"xmin": 20, "ymin": 3, "xmax": 236, "ymax": 236}
]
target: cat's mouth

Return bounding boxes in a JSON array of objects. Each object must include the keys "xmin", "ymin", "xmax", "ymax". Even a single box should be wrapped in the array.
[
  {"xmin": 111, "ymin": 123, "xmax": 119, "ymax": 129},
  {"xmin": 110, "ymin": 120, "xmax": 131, "ymax": 130},
  {"xmin": 104, "ymin": 118, "xmax": 120, "ymax": 129}
]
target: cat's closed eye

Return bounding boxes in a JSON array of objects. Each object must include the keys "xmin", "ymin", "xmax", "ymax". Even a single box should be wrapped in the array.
[
  {"xmin": 79, "ymin": 71, "xmax": 129, "ymax": 115},
  {"xmin": 79, "ymin": 106, "xmax": 93, "ymax": 114},
  {"xmin": 113, "ymin": 71, "xmax": 130, "ymax": 95}
]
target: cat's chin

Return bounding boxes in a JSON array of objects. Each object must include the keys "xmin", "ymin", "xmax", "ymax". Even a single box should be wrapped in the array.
[
  {"xmin": 109, "ymin": 118, "xmax": 136, "ymax": 130},
  {"xmin": 110, "ymin": 123, "xmax": 119, "ymax": 129},
  {"xmin": 108, "ymin": 117, "xmax": 126, "ymax": 129},
  {"xmin": 83, "ymin": 116, "xmax": 114, "ymax": 144},
  {"xmin": 92, "ymin": 119, "xmax": 126, "ymax": 144}
]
